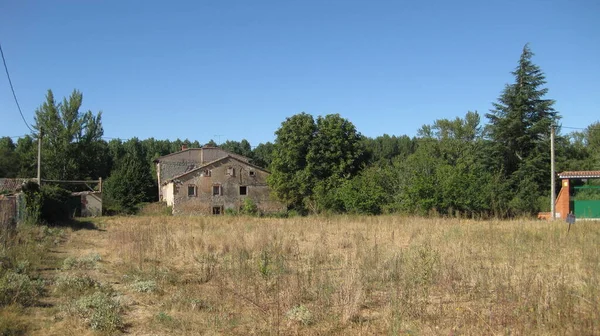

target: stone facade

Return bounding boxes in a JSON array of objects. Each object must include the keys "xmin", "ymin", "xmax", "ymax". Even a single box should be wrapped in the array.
[
  {"xmin": 166, "ymin": 156, "xmax": 285, "ymax": 215},
  {"xmin": 154, "ymin": 146, "xmax": 249, "ymax": 201}
]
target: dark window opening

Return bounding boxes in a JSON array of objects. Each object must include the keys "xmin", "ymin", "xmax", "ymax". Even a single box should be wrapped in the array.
[
  {"xmin": 202, "ymin": 169, "xmax": 211, "ymax": 177},
  {"xmin": 212, "ymin": 185, "xmax": 221, "ymax": 196},
  {"xmin": 188, "ymin": 185, "xmax": 196, "ymax": 197},
  {"xmin": 249, "ymin": 171, "xmax": 256, "ymax": 177},
  {"xmin": 239, "ymin": 186, "xmax": 247, "ymax": 195},
  {"xmin": 212, "ymin": 206, "xmax": 222, "ymax": 215}
]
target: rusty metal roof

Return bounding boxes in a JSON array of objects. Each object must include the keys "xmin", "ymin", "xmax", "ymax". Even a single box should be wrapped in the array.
[
  {"xmin": 0, "ymin": 178, "xmax": 33, "ymax": 193},
  {"xmin": 558, "ymin": 171, "xmax": 600, "ymax": 179}
]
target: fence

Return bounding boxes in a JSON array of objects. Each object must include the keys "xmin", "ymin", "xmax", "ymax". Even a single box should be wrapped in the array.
[
  {"xmin": 1, "ymin": 195, "xmax": 17, "ymax": 247},
  {"xmin": 573, "ymin": 186, "xmax": 600, "ymax": 219}
]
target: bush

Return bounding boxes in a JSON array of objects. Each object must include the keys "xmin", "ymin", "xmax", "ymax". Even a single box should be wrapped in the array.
[
  {"xmin": 240, "ymin": 198, "xmax": 259, "ymax": 216},
  {"xmin": 21, "ymin": 181, "xmax": 42, "ymax": 224},
  {"xmin": 62, "ymin": 253, "xmax": 102, "ymax": 270},
  {"xmin": 225, "ymin": 207, "xmax": 238, "ymax": 216},
  {"xmin": 286, "ymin": 305, "xmax": 314, "ymax": 325},
  {"xmin": 72, "ymin": 291, "xmax": 123, "ymax": 333},
  {"xmin": 22, "ymin": 182, "xmax": 72, "ymax": 224},
  {"xmin": 40, "ymin": 185, "xmax": 72, "ymax": 223},
  {"xmin": 0, "ymin": 271, "xmax": 44, "ymax": 306},
  {"xmin": 54, "ymin": 275, "xmax": 103, "ymax": 297},
  {"xmin": 129, "ymin": 280, "xmax": 157, "ymax": 293}
]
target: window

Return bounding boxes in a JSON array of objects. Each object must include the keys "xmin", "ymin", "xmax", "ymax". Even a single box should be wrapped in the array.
[
  {"xmin": 212, "ymin": 185, "xmax": 221, "ymax": 196},
  {"xmin": 249, "ymin": 170, "xmax": 256, "ymax": 177},
  {"xmin": 239, "ymin": 186, "xmax": 247, "ymax": 196},
  {"xmin": 202, "ymin": 169, "xmax": 211, "ymax": 177},
  {"xmin": 212, "ymin": 206, "xmax": 222, "ymax": 215},
  {"xmin": 187, "ymin": 185, "xmax": 196, "ymax": 197},
  {"xmin": 226, "ymin": 167, "xmax": 235, "ymax": 176}
]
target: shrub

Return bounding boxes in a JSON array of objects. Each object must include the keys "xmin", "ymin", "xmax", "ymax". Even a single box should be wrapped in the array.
[
  {"xmin": 21, "ymin": 182, "xmax": 72, "ymax": 224},
  {"xmin": 21, "ymin": 181, "xmax": 42, "ymax": 224},
  {"xmin": 240, "ymin": 198, "xmax": 259, "ymax": 216},
  {"xmin": 286, "ymin": 305, "xmax": 313, "ymax": 325},
  {"xmin": 54, "ymin": 275, "xmax": 103, "ymax": 297},
  {"xmin": 62, "ymin": 253, "xmax": 102, "ymax": 270},
  {"xmin": 225, "ymin": 208, "xmax": 238, "ymax": 216},
  {"xmin": 155, "ymin": 311, "xmax": 175, "ymax": 325},
  {"xmin": 40, "ymin": 185, "xmax": 72, "ymax": 223},
  {"xmin": 0, "ymin": 271, "xmax": 44, "ymax": 306},
  {"xmin": 72, "ymin": 291, "xmax": 123, "ymax": 333},
  {"xmin": 130, "ymin": 280, "xmax": 157, "ymax": 293}
]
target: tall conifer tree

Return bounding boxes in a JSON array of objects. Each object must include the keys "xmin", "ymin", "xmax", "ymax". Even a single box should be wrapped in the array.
[{"xmin": 486, "ymin": 44, "xmax": 560, "ymax": 213}]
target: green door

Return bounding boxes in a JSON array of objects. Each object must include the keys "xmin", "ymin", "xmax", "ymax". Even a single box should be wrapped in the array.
[{"xmin": 573, "ymin": 200, "xmax": 600, "ymax": 219}]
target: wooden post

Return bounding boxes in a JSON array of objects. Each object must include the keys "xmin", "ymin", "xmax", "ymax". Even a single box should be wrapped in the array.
[
  {"xmin": 98, "ymin": 177, "xmax": 102, "ymax": 193},
  {"xmin": 551, "ymin": 125, "xmax": 556, "ymax": 220},
  {"xmin": 37, "ymin": 128, "xmax": 42, "ymax": 185}
]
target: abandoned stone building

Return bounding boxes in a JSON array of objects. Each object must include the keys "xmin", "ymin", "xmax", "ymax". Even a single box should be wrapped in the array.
[{"xmin": 154, "ymin": 146, "xmax": 285, "ymax": 215}]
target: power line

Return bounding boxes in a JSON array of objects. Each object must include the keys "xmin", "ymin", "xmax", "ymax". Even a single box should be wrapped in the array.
[
  {"xmin": 0, "ymin": 42, "xmax": 34, "ymax": 133},
  {"xmin": 562, "ymin": 125, "xmax": 600, "ymax": 131},
  {"xmin": 102, "ymin": 136, "xmax": 130, "ymax": 141}
]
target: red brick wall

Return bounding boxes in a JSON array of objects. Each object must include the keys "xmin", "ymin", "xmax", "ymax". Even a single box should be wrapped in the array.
[{"xmin": 556, "ymin": 179, "xmax": 570, "ymax": 219}]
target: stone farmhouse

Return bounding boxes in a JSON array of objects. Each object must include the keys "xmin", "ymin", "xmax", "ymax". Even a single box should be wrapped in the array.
[{"xmin": 154, "ymin": 146, "xmax": 285, "ymax": 215}]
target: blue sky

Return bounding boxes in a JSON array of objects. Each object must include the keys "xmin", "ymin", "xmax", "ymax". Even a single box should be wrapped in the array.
[{"xmin": 1, "ymin": 0, "xmax": 599, "ymax": 146}]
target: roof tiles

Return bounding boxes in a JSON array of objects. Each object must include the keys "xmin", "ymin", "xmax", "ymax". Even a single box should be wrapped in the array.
[{"xmin": 558, "ymin": 171, "xmax": 600, "ymax": 179}]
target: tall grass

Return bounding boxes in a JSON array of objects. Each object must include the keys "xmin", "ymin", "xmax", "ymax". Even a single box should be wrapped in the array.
[{"xmin": 101, "ymin": 215, "xmax": 600, "ymax": 335}]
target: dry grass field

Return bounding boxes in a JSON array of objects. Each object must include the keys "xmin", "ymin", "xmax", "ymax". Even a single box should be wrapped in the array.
[{"xmin": 2, "ymin": 212, "xmax": 600, "ymax": 335}]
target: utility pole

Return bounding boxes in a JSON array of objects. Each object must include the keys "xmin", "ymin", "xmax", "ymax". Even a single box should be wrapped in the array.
[
  {"xmin": 37, "ymin": 128, "xmax": 42, "ymax": 185},
  {"xmin": 550, "ymin": 125, "xmax": 556, "ymax": 220}
]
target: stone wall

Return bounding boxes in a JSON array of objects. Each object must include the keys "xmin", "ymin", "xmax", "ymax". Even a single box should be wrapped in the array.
[{"xmin": 171, "ymin": 157, "xmax": 285, "ymax": 215}]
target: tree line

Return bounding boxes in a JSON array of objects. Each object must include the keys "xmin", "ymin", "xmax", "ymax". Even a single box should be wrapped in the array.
[{"xmin": 1, "ymin": 44, "xmax": 599, "ymax": 217}]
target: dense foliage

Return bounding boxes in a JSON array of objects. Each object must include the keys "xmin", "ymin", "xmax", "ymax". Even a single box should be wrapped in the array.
[{"xmin": 1, "ymin": 45, "xmax": 598, "ymax": 216}]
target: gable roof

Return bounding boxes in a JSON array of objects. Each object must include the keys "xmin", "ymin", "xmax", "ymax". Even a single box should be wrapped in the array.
[
  {"xmin": 558, "ymin": 171, "xmax": 600, "ymax": 179},
  {"xmin": 153, "ymin": 148, "xmax": 202, "ymax": 162},
  {"xmin": 153, "ymin": 146, "xmax": 248, "ymax": 163},
  {"xmin": 164, "ymin": 155, "xmax": 270, "ymax": 184}
]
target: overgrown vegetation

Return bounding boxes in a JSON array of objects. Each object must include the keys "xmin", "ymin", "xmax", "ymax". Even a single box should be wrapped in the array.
[
  {"xmin": 0, "ymin": 224, "xmax": 65, "ymax": 335},
  {"xmin": 22, "ymin": 181, "xmax": 72, "ymax": 224},
  {"xmin": 94, "ymin": 215, "xmax": 599, "ymax": 335},
  {"xmin": 2, "ymin": 45, "xmax": 598, "ymax": 217},
  {"xmin": 1, "ymin": 213, "xmax": 599, "ymax": 334}
]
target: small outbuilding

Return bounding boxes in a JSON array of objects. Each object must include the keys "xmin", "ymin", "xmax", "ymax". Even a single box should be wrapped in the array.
[{"xmin": 548, "ymin": 171, "xmax": 600, "ymax": 220}]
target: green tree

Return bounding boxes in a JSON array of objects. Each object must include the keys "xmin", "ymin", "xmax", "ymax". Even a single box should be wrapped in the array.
[
  {"xmin": 252, "ymin": 142, "xmax": 274, "ymax": 169},
  {"xmin": 485, "ymin": 44, "xmax": 560, "ymax": 215},
  {"xmin": 103, "ymin": 138, "xmax": 155, "ymax": 213},
  {"xmin": 268, "ymin": 113, "xmax": 316, "ymax": 210},
  {"xmin": 337, "ymin": 165, "xmax": 389, "ymax": 215},
  {"xmin": 585, "ymin": 121, "xmax": 600, "ymax": 169},
  {"xmin": 362, "ymin": 134, "xmax": 415, "ymax": 165},
  {"xmin": 269, "ymin": 113, "xmax": 365, "ymax": 212},
  {"xmin": 33, "ymin": 89, "xmax": 104, "ymax": 181},
  {"xmin": 14, "ymin": 136, "xmax": 37, "ymax": 178},
  {"xmin": 0, "ymin": 137, "xmax": 18, "ymax": 178},
  {"xmin": 220, "ymin": 139, "xmax": 253, "ymax": 158},
  {"xmin": 306, "ymin": 114, "xmax": 365, "ymax": 212},
  {"xmin": 418, "ymin": 111, "xmax": 482, "ymax": 141}
]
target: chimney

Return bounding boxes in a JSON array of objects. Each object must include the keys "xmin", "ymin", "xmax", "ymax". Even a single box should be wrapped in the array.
[{"xmin": 181, "ymin": 144, "xmax": 188, "ymax": 151}]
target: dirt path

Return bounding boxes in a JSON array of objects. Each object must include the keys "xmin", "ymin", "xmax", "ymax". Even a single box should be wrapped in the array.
[{"xmin": 28, "ymin": 223, "xmax": 153, "ymax": 336}]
